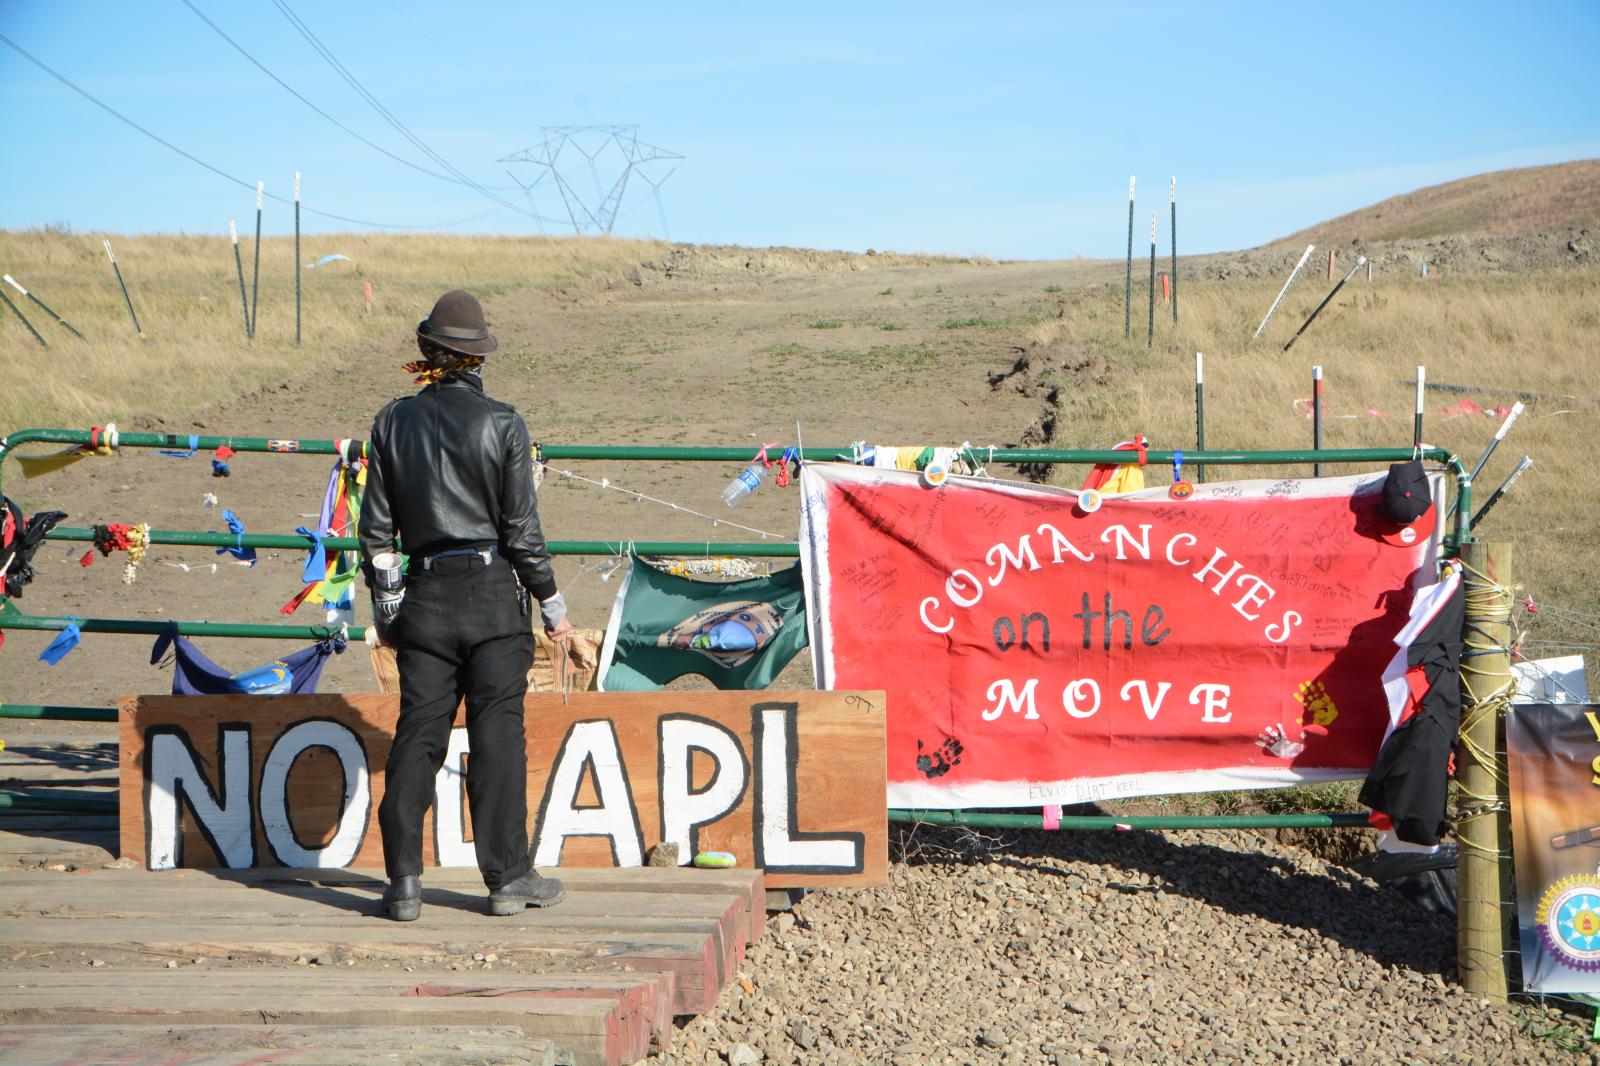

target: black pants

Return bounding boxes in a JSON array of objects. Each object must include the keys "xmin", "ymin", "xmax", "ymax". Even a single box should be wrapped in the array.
[{"xmin": 379, "ymin": 551, "xmax": 533, "ymax": 890}]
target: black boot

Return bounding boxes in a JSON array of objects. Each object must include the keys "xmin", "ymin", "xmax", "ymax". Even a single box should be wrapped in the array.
[
  {"xmin": 383, "ymin": 874, "xmax": 422, "ymax": 921},
  {"xmin": 487, "ymin": 870, "xmax": 564, "ymax": 915}
]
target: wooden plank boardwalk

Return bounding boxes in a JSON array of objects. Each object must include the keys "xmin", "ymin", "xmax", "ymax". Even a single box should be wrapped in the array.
[
  {"xmin": 0, "ymin": 736, "xmax": 766, "ymax": 1066},
  {"xmin": 0, "ymin": 732, "xmax": 121, "ymax": 870}
]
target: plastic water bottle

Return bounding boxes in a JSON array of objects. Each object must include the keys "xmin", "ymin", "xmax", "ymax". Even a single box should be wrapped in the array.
[{"xmin": 721, "ymin": 463, "xmax": 766, "ymax": 507}]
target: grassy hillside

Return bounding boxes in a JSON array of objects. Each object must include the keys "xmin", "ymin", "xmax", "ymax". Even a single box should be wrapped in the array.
[
  {"xmin": 1274, "ymin": 158, "xmax": 1600, "ymax": 246},
  {"xmin": 0, "ymin": 230, "xmax": 665, "ymax": 430}
]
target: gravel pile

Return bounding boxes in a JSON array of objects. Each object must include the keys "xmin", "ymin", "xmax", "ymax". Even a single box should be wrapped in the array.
[
  {"xmin": 1193, "ymin": 228, "xmax": 1596, "ymax": 283},
  {"xmin": 663, "ymin": 827, "xmax": 1597, "ymax": 1065}
]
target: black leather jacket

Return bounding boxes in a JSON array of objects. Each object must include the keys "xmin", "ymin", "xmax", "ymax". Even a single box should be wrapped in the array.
[{"xmin": 360, "ymin": 374, "xmax": 558, "ymax": 601}]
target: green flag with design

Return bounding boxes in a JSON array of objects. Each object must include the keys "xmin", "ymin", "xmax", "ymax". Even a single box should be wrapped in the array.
[{"xmin": 597, "ymin": 555, "xmax": 808, "ymax": 691}]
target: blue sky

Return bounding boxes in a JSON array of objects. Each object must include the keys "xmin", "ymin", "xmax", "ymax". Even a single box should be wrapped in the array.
[{"xmin": 2, "ymin": 2, "xmax": 1596, "ymax": 258}]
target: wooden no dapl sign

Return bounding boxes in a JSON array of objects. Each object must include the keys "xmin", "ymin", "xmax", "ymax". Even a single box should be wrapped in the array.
[{"xmin": 119, "ymin": 690, "xmax": 887, "ymax": 888}]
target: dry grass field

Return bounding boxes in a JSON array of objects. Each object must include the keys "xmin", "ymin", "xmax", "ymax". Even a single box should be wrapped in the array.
[
  {"xmin": 1018, "ymin": 267, "xmax": 1600, "ymax": 685},
  {"xmin": 0, "ymin": 229, "xmax": 665, "ymax": 430}
]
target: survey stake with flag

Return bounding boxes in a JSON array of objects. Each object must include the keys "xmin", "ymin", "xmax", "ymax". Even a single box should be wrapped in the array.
[
  {"xmin": 799, "ymin": 462, "xmax": 1446, "ymax": 808},
  {"xmin": 597, "ymin": 554, "xmax": 809, "ymax": 691}
]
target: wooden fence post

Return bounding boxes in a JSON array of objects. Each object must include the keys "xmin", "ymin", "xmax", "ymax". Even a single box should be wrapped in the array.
[{"xmin": 1456, "ymin": 539, "xmax": 1515, "ymax": 1000}]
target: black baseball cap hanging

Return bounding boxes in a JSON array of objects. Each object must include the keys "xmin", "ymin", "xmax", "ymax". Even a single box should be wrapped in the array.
[{"xmin": 1376, "ymin": 460, "xmax": 1435, "ymax": 546}]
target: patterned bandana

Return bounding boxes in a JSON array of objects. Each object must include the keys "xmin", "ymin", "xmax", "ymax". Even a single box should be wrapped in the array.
[{"xmin": 402, "ymin": 352, "xmax": 485, "ymax": 384}]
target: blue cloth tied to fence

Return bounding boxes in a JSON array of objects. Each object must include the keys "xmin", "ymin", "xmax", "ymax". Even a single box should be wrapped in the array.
[
  {"xmin": 38, "ymin": 620, "xmax": 82, "ymax": 665},
  {"xmin": 150, "ymin": 628, "xmax": 345, "ymax": 695},
  {"xmin": 216, "ymin": 509, "xmax": 256, "ymax": 565},
  {"xmin": 295, "ymin": 525, "xmax": 327, "ymax": 584}
]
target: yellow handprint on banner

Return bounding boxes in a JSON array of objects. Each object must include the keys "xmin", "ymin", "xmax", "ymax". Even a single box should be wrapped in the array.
[{"xmin": 1294, "ymin": 680, "xmax": 1340, "ymax": 727}]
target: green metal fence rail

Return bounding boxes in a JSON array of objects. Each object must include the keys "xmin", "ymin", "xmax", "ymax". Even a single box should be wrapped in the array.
[
  {"xmin": 0, "ymin": 791, "xmax": 118, "ymax": 815},
  {"xmin": 40, "ymin": 527, "xmax": 802, "ymax": 557},
  {"xmin": 0, "ymin": 427, "xmax": 1473, "ymax": 832},
  {"xmin": 0, "ymin": 438, "xmax": 1471, "ymax": 646},
  {"xmin": 0, "ymin": 427, "xmax": 1472, "ymax": 543},
  {"xmin": 0, "ymin": 599, "xmax": 367, "ymax": 642},
  {"xmin": 888, "ymin": 808, "xmax": 1370, "ymax": 831},
  {"xmin": 0, "ymin": 777, "xmax": 1371, "ymax": 828},
  {"xmin": 0, "ymin": 427, "xmax": 1474, "ymax": 466},
  {"xmin": 0, "ymin": 703, "xmax": 117, "ymax": 722},
  {"xmin": 1, "ymin": 427, "xmax": 1464, "ymax": 473}
]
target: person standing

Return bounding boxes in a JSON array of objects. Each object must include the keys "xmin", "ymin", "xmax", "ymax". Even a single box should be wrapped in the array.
[{"xmin": 361, "ymin": 290, "xmax": 570, "ymax": 922}]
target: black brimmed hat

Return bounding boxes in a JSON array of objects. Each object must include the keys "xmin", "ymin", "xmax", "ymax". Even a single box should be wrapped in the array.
[
  {"xmin": 1377, "ymin": 460, "xmax": 1435, "ymax": 546},
  {"xmin": 416, "ymin": 290, "xmax": 498, "ymax": 357}
]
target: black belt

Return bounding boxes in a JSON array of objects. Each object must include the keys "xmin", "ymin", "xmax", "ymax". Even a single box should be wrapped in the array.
[{"xmin": 417, "ymin": 545, "xmax": 497, "ymax": 571}]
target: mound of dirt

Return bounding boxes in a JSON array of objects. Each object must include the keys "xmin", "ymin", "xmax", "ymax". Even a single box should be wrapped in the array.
[
  {"xmin": 1198, "ymin": 228, "xmax": 1595, "ymax": 284},
  {"xmin": 989, "ymin": 335, "xmax": 1115, "ymax": 482},
  {"xmin": 627, "ymin": 244, "xmax": 988, "ymax": 285}
]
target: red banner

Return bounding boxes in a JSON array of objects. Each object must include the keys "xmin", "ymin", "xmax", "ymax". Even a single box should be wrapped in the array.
[{"xmin": 798, "ymin": 464, "xmax": 1444, "ymax": 808}]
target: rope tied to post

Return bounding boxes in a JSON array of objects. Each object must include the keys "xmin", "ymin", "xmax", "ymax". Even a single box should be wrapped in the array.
[
  {"xmin": 1452, "ymin": 557, "xmax": 1516, "ymax": 814},
  {"xmin": 1450, "ymin": 543, "xmax": 1519, "ymax": 1000},
  {"xmin": 1457, "ymin": 560, "xmax": 1515, "ymax": 759}
]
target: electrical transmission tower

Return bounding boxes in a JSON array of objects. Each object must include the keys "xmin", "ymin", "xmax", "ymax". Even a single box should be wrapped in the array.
[{"xmin": 499, "ymin": 126, "xmax": 682, "ymax": 237}]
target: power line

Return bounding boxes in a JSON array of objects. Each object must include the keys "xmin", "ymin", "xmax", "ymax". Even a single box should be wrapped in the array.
[
  {"xmin": 0, "ymin": 31, "xmax": 507, "ymax": 230},
  {"xmin": 179, "ymin": 0, "xmax": 532, "ymax": 200},
  {"xmin": 179, "ymin": 0, "xmax": 464, "ymax": 188},
  {"xmin": 267, "ymin": 0, "xmax": 533, "ymax": 220},
  {"xmin": 182, "ymin": 0, "xmax": 565, "ymax": 221}
]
